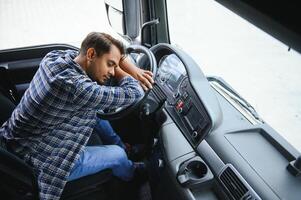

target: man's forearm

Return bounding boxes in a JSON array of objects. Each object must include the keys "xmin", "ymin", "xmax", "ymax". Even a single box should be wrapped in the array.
[
  {"xmin": 119, "ymin": 57, "xmax": 139, "ymax": 80},
  {"xmin": 114, "ymin": 66, "xmax": 130, "ymax": 82}
]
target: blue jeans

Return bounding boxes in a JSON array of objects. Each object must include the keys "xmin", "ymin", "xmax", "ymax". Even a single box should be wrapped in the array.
[{"xmin": 68, "ymin": 118, "xmax": 134, "ymax": 181}]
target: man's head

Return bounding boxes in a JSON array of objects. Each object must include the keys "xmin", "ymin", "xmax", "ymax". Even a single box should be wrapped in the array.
[{"xmin": 77, "ymin": 32, "xmax": 125, "ymax": 84}]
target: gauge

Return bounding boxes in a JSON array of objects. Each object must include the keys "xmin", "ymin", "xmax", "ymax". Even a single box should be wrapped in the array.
[{"xmin": 157, "ymin": 54, "xmax": 187, "ymax": 91}]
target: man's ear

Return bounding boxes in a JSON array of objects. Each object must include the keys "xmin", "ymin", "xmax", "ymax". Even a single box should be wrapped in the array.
[{"xmin": 86, "ymin": 48, "xmax": 96, "ymax": 61}]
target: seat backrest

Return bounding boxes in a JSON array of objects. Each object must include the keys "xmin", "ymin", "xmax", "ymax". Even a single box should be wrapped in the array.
[
  {"xmin": 0, "ymin": 91, "xmax": 16, "ymax": 126},
  {"xmin": 0, "ymin": 147, "xmax": 38, "ymax": 200},
  {"xmin": 0, "ymin": 92, "xmax": 38, "ymax": 199}
]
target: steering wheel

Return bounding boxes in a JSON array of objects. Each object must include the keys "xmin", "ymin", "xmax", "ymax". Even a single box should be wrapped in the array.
[{"xmin": 97, "ymin": 44, "xmax": 157, "ymax": 120}]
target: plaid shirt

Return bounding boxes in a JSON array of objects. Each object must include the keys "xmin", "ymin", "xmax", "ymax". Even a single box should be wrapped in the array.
[{"xmin": 0, "ymin": 50, "xmax": 144, "ymax": 199}]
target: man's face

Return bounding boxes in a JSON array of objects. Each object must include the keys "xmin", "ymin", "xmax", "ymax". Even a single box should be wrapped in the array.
[{"xmin": 86, "ymin": 45, "xmax": 121, "ymax": 84}]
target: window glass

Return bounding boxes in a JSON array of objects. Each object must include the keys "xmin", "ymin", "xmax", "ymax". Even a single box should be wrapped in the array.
[
  {"xmin": 0, "ymin": 0, "xmax": 123, "ymax": 50},
  {"xmin": 167, "ymin": 0, "xmax": 301, "ymax": 152}
]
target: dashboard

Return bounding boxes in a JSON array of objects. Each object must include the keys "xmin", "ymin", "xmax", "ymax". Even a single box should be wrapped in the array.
[
  {"xmin": 153, "ymin": 53, "xmax": 211, "ymax": 146},
  {"xmin": 146, "ymin": 43, "xmax": 301, "ymax": 200}
]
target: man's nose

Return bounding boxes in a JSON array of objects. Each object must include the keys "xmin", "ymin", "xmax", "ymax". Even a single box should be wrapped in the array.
[{"xmin": 109, "ymin": 68, "xmax": 115, "ymax": 77}]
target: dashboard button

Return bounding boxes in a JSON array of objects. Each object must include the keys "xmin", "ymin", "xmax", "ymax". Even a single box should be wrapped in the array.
[
  {"xmin": 176, "ymin": 100, "xmax": 184, "ymax": 110},
  {"xmin": 160, "ymin": 76, "xmax": 166, "ymax": 82},
  {"xmin": 192, "ymin": 131, "xmax": 198, "ymax": 138},
  {"xmin": 181, "ymin": 79, "xmax": 188, "ymax": 89},
  {"xmin": 182, "ymin": 92, "xmax": 188, "ymax": 100},
  {"xmin": 173, "ymin": 92, "xmax": 180, "ymax": 98}
]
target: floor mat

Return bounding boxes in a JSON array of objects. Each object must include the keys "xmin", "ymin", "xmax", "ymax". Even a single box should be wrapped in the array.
[{"xmin": 138, "ymin": 181, "xmax": 152, "ymax": 200}]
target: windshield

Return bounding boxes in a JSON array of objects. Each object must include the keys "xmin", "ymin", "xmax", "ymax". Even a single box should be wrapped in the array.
[
  {"xmin": 0, "ymin": 0, "xmax": 124, "ymax": 50},
  {"xmin": 167, "ymin": 0, "xmax": 301, "ymax": 152}
]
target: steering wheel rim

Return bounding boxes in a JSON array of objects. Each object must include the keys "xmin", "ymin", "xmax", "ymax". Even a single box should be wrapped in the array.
[{"xmin": 97, "ymin": 44, "xmax": 157, "ymax": 120}]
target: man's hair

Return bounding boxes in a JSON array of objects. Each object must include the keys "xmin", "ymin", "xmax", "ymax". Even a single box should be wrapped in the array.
[{"xmin": 80, "ymin": 32, "xmax": 125, "ymax": 57}]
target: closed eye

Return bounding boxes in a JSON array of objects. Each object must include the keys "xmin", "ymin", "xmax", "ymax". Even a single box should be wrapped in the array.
[{"xmin": 108, "ymin": 60, "xmax": 117, "ymax": 68}]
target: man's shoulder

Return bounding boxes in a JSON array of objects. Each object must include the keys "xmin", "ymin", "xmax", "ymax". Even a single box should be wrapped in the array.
[
  {"xmin": 46, "ymin": 49, "xmax": 78, "ymax": 58},
  {"xmin": 42, "ymin": 50, "xmax": 78, "ymax": 66},
  {"xmin": 40, "ymin": 49, "xmax": 82, "ymax": 76}
]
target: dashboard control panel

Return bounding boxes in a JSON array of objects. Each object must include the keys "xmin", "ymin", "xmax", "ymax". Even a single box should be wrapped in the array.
[{"xmin": 155, "ymin": 53, "xmax": 211, "ymax": 146}]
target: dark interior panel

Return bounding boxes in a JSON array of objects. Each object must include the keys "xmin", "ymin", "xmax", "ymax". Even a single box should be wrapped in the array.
[{"xmin": 0, "ymin": 44, "xmax": 78, "ymax": 100}]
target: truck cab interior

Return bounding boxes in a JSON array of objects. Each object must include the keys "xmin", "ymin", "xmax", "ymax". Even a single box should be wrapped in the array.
[{"xmin": 0, "ymin": 0, "xmax": 300, "ymax": 200}]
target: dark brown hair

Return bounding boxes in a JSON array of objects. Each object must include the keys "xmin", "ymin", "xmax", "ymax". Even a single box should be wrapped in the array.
[{"xmin": 79, "ymin": 32, "xmax": 125, "ymax": 57}]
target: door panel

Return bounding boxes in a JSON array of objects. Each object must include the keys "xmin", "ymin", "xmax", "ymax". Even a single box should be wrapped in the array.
[{"xmin": 0, "ymin": 44, "xmax": 78, "ymax": 101}]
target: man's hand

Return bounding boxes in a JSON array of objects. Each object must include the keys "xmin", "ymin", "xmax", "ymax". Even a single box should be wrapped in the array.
[
  {"xmin": 135, "ymin": 68, "xmax": 154, "ymax": 90},
  {"xmin": 119, "ymin": 57, "xmax": 154, "ymax": 91}
]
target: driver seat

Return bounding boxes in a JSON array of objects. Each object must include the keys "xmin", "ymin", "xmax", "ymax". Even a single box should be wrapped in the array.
[{"xmin": 0, "ymin": 91, "xmax": 112, "ymax": 200}]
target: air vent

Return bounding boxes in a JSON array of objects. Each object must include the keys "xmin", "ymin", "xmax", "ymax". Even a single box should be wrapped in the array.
[
  {"xmin": 219, "ymin": 165, "xmax": 249, "ymax": 200},
  {"xmin": 152, "ymin": 84, "xmax": 166, "ymax": 103}
]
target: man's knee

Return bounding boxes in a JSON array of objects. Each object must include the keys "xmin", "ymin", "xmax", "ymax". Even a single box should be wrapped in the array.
[
  {"xmin": 109, "ymin": 145, "xmax": 134, "ymax": 181},
  {"xmin": 109, "ymin": 145, "xmax": 129, "ymax": 166}
]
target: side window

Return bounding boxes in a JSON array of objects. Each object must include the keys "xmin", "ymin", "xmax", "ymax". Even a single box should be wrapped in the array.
[{"xmin": 0, "ymin": 0, "xmax": 123, "ymax": 50}]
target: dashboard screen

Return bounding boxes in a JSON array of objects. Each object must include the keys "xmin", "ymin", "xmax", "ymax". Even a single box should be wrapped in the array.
[{"xmin": 157, "ymin": 54, "xmax": 187, "ymax": 91}]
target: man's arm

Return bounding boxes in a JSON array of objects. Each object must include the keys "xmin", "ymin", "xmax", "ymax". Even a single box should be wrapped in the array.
[
  {"xmin": 119, "ymin": 57, "xmax": 154, "ymax": 90},
  {"xmin": 73, "ymin": 74, "xmax": 144, "ymax": 111},
  {"xmin": 114, "ymin": 66, "xmax": 130, "ymax": 82}
]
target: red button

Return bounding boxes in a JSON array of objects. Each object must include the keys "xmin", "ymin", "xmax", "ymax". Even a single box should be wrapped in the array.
[{"xmin": 176, "ymin": 100, "xmax": 184, "ymax": 110}]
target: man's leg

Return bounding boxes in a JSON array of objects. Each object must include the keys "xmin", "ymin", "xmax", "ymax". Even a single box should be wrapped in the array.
[
  {"xmin": 94, "ymin": 118, "xmax": 147, "ymax": 161},
  {"xmin": 93, "ymin": 118, "xmax": 126, "ymax": 149},
  {"xmin": 68, "ymin": 145, "xmax": 135, "ymax": 181}
]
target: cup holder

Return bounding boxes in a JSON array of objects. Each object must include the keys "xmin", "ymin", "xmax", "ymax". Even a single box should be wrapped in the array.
[
  {"xmin": 177, "ymin": 157, "xmax": 213, "ymax": 187},
  {"xmin": 185, "ymin": 160, "xmax": 208, "ymax": 180}
]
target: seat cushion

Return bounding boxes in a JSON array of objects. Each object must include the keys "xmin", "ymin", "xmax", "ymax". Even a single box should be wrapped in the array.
[{"xmin": 61, "ymin": 169, "xmax": 112, "ymax": 199}]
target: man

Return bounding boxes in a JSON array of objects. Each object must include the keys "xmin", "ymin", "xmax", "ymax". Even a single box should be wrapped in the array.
[{"xmin": 0, "ymin": 32, "xmax": 154, "ymax": 199}]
